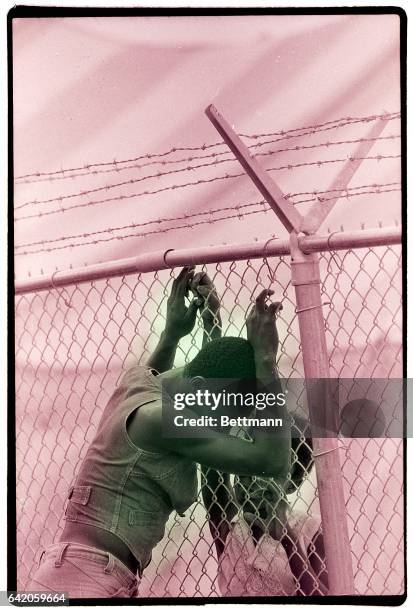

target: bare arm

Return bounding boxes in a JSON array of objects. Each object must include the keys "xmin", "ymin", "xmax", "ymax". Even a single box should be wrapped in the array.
[
  {"xmin": 190, "ymin": 271, "xmax": 222, "ymax": 347},
  {"xmin": 308, "ymin": 531, "xmax": 329, "ymax": 593},
  {"xmin": 201, "ymin": 467, "xmax": 237, "ymax": 559},
  {"xmin": 246, "ymin": 289, "xmax": 291, "ymax": 474},
  {"xmin": 281, "ymin": 526, "xmax": 328, "ymax": 595},
  {"xmin": 138, "ymin": 288, "xmax": 290, "ymax": 478},
  {"xmin": 147, "ymin": 266, "xmax": 200, "ymax": 373},
  {"xmin": 146, "ymin": 331, "xmax": 180, "ymax": 374},
  {"xmin": 133, "ymin": 403, "xmax": 290, "ymax": 477}
]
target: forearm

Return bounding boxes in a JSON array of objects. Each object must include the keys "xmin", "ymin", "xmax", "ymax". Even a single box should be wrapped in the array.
[
  {"xmin": 255, "ymin": 352, "xmax": 285, "ymax": 409},
  {"xmin": 255, "ymin": 351, "xmax": 279, "ymax": 383},
  {"xmin": 201, "ymin": 467, "xmax": 236, "ymax": 557},
  {"xmin": 146, "ymin": 330, "xmax": 179, "ymax": 373},
  {"xmin": 201, "ymin": 467, "xmax": 236, "ymax": 519},
  {"xmin": 253, "ymin": 354, "xmax": 291, "ymax": 479},
  {"xmin": 282, "ymin": 530, "xmax": 326, "ymax": 596},
  {"xmin": 202, "ymin": 313, "xmax": 222, "ymax": 347}
]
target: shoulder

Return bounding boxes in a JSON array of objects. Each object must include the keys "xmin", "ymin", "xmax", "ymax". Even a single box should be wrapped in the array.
[
  {"xmin": 118, "ymin": 366, "xmax": 163, "ymax": 441},
  {"xmin": 135, "ymin": 400, "xmax": 162, "ymax": 426},
  {"xmin": 119, "ymin": 363, "xmax": 161, "ymax": 394},
  {"xmin": 124, "ymin": 394, "xmax": 165, "ymax": 454},
  {"xmin": 118, "ymin": 364, "xmax": 142, "ymax": 386}
]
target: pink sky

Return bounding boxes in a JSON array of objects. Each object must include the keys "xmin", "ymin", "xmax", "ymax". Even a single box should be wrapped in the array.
[{"xmin": 13, "ymin": 14, "xmax": 401, "ymax": 277}]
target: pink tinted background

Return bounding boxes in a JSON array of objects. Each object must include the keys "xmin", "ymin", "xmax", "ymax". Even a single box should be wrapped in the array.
[
  {"xmin": 13, "ymin": 14, "xmax": 401, "ymax": 276},
  {"xmin": 13, "ymin": 14, "xmax": 403, "ymax": 596}
]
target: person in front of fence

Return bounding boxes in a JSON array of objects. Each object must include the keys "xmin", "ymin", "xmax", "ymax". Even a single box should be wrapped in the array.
[
  {"xmin": 27, "ymin": 265, "xmax": 291, "ymax": 598},
  {"xmin": 201, "ymin": 426, "xmax": 329, "ymax": 597}
]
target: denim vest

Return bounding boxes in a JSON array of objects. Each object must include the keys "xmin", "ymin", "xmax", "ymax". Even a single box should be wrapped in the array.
[{"xmin": 64, "ymin": 365, "xmax": 198, "ymax": 574}]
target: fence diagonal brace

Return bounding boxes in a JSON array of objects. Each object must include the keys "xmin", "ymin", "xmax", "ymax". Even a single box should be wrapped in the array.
[
  {"xmin": 300, "ymin": 116, "xmax": 392, "ymax": 234},
  {"xmin": 206, "ymin": 104, "xmax": 304, "ymax": 234}
]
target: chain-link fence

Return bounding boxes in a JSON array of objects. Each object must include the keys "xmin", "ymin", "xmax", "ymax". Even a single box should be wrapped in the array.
[{"xmin": 15, "ymin": 241, "xmax": 403, "ymax": 596}]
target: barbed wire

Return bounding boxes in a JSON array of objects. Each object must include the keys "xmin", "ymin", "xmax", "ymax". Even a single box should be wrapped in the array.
[
  {"xmin": 15, "ymin": 131, "xmax": 401, "ymax": 187},
  {"xmin": 14, "ymin": 111, "xmax": 400, "ymax": 184},
  {"xmin": 15, "ymin": 134, "xmax": 400, "ymax": 207},
  {"xmin": 14, "ymin": 153, "xmax": 401, "ymax": 222},
  {"xmin": 14, "ymin": 208, "xmax": 269, "ymax": 255},
  {"xmin": 14, "ymin": 183, "xmax": 401, "ymax": 256},
  {"xmin": 283, "ymin": 181, "xmax": 401, "ymax": 204},
  {"xmin": 14, "ymin": 181, "xmax": 401, "ymax": 251},
  {"xmin": 240, "ymin": 111, "xmax": 399, "ymax": 141}
]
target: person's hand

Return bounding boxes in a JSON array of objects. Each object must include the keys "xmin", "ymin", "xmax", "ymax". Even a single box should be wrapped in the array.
[
  {"xmin": 190, "ymin": 271, "xmax": 222, "ymax": 326},
  {"xmin": 246, "ymin": 289, "xmax": 282, "ymax": 362},
  {"xmin": 164, "ymin": 266, "xmax": 201, "ymax": 341}
]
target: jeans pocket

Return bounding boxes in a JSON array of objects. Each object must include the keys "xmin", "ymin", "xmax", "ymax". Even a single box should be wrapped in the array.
[
  {"xmin": 27, "ymin": 576, "xmax": 58, "ymax": 593},
  {"xmin": 68, "ymin": 485, "xmax": 92, "ymax": 504},
  {"xmin": 127, "ymin": 508, "xmax": 155, "ymax": 526}
]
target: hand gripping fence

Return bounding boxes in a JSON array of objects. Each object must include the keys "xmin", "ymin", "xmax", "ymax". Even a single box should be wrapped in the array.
[
  {"xmin": 14, "ymin": 105, "xmax": 403, "ymax": 597},
  {"xmin": 15, "ymin": 227, "xmax": 403, "ymax": 597}
]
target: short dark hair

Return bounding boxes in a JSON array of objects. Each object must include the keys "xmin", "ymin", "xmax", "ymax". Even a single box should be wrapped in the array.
[{"xmin": 183, "ymin": 337, "xmax": 256, "ymax": 380}]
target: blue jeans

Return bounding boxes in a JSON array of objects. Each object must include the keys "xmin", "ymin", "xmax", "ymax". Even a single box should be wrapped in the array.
[{"xmin": 27, "ymin": 542, "xmax": 138, "ymax": 598}]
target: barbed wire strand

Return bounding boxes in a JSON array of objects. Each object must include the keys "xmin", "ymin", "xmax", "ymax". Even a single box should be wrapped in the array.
[
  {"xmin": 15, "ymin": 185, "xmax": 401, "ymax": 256},
  {"xmin": 15, "ymin": 134, "xmax": 400, "ymax": 208},
  {"xmin": 15, "ymin": 130, "xmax": 401, "ymax": 186},
  {"xmin": 14, "ymin": 182, "xmax": 401, "ymax": 251},
  {"xmin": 14, "ymin": 153, "xmax": 401, "ymax": 222},
  {"xmin": 14, "ymin": 111, "xmax": 400, "ymax": 183}
]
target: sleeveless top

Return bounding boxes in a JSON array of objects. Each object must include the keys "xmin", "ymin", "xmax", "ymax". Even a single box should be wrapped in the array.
[{"xmin": 64, "ymin": 365, "xmax": 198, "ymax": 575}]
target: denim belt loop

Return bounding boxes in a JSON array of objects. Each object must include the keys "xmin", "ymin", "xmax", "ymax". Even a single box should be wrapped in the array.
[
  {"xmin": 54, "ymin": 542, "xmax": 70, "ymax": 568},
  {"xmin": 34, "ymin": 547, "xmax": 45, "ymax": 568},
  {"xmin": 104, "ymin": 552, "xmax": 115, "ymax": 574}
]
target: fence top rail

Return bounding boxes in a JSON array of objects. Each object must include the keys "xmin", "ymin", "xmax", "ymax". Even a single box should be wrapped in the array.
[{"xmin": 14, "ymin": 226, "xmax": 401, "ymax": 296}]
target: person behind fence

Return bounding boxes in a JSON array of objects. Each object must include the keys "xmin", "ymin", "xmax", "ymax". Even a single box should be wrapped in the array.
[
  {"xmin": 201, "ymin": 424, "xmax": 329, "ymax": 597},
  {"xmin": 201, "ymin": 398, "xmax": 385, "ymax": 596},
  {"xmin": 27, "ymin": 266, "xmax": 291, "ymax": 598}
]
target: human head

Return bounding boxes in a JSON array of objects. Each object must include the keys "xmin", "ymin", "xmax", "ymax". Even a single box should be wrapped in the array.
[
  {"xmin": 234, "ymin": 475, "xmax": 289, "ymax": 540},
  {"xmin": 234, "ymin": 416, "xmax": 314, "ymax": 538},
  {"xmin": 183, "ymin": 336, "xmax": 256, "ymax": 380},
  {"xmin": 183, "ymin": 337, "xmax": 257, "ymax": 418}
]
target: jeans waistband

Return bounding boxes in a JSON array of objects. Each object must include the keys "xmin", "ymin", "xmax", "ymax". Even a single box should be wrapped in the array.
[{"xmin": 40, "ymin": 542, "xmax": 138, "ymax": 590}]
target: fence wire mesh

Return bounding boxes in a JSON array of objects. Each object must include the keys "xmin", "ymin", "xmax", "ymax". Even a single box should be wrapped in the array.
[{"xmin": 15, "ymin": 243, "xmax": 403, "ymax": 596}]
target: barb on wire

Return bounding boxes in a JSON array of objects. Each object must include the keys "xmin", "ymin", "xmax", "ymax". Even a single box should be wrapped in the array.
[
  {"xmin": 14, "ymin": 111, "xmax": 400, "ymax": 183},
  {"xmin": 14, "ymin": 154, "xmax": 401, "ymax": 222}
]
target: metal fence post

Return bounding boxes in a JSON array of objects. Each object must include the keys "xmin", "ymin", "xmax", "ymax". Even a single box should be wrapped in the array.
[{"xmin": 290, "ymin": 231, "xmax": 355, "ymax": 595}]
